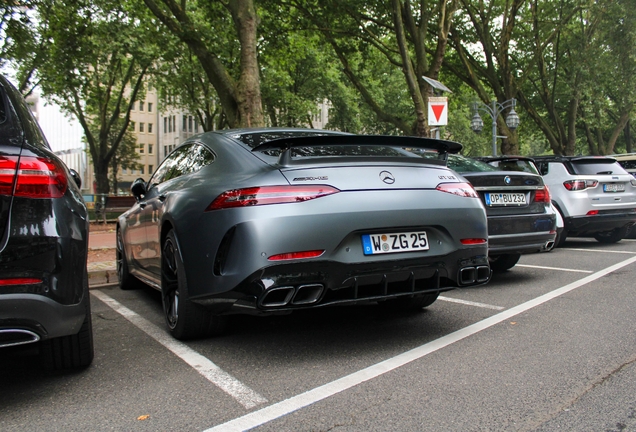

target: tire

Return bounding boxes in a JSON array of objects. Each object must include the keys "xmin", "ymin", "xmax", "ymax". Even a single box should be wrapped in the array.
[
  {"xmin": 162, "ymin": 230, "xmax": 227, "ymax": 340},
  {"xmin": 554, "ymin": 227, "xmax": 567, "ymax": 248},
  {"xmin": 379, "ymin": 292, "xmax": 439, "ymax": 312},
  {"xmin": 553, "ymin": 205, "xmax": 567, "ymax": 247},
  {"xmin": 40, "ymin": 292, "xmax": 94, "ymax": 370},
  {"xmin": 594, "ymin": 226, "xmax": 630, "ymax": 244},
  {"xmin": 117, "ymin": 228, "xmax": 141, "ymax": 290},
  {"xmin": 489, "ymin": 253, "xmax": 521, "ymax": 272}
]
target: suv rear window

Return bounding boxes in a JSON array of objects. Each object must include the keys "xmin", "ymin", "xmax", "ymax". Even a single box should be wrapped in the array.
[{"xmin": 570, "ymin": 160, "xmax": 628, "ymax": 176}]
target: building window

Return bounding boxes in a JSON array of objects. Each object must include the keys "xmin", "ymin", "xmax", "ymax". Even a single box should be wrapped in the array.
[
  {"xmin": 148, "ymin": 144, "xmax": 153, "ymax": 154},
  {"xmin": 163, "ymin": 117, "xmax": 167, "ymax": 133},
  {"xmin": 173, "ymin": 115, "xmax": 176, "ymax": 132},
  {"xmin": 183, "ymin": 115, "xmax": 187, "ymax": 131},
  {"xmin": 139, "ymin": 143, "xmax": 145, "ymax": 153},
  {"xmin": 149, "ymin": 164, "xmax": 154, "ymax": 174},
  {"xmin": 122, "ymin": 168, "xmax": 127, "ymax": 175},
  {"xmin": 194, "ymin": 118, "xmax": 199, "ymax": 133},
  {"xmin": 140, "ymin": 165, "xmax": 145, "ymax": 175},
  {"xmin": 164, "ymin": 145, "xmax": 168, "ymax": 156},
  {"xmin": 147, "ymin": 102, "xmax": 153, "ymax": 113},
  {"xmin": 139, "ymin": 122, "xmax": 145, "ymax": 133},
  {"xmin": 188, "ymin": 116, "xmax": 193, "ymax": 132},
  {"xmin": 168, "ymin": 116, "xmax": 172, "ymax": 133},
  {"xmin": 148, "ymin": 123, "xmax": 153, "ymax": 133},
  {"xmin": 139, "ymin": 101, "xmax": 144, "ymax": 111},
  {"xmin": 129, "ymin": 121, "xmax": 135, "ymax": 131}
]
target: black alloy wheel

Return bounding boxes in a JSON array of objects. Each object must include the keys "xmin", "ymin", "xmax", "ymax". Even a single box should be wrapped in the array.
[{"xmin": 161, "ymin": 230, "xmax": 227, "ymax": 340}]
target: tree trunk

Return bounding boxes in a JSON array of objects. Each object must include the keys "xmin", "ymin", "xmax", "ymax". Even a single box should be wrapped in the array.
[
  {"xmin": 392, "ymin": 0, "xmax": 427, "ymax": 136},
  {"xmin": 228, "ymin": 0, "xmax": 264, "ymax": 127},
  {"xmin": 94, "ymin": 160, "xmax": 110, "ymax": 196}
]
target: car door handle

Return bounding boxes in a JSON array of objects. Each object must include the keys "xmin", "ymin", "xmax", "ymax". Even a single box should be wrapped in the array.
[
  {"xmin": 139, "ymin": 201, "xmax": 147, "ymax": 208},
  {"xmin": 159, "ymin": 194, "xmax": 166, "ymax": 202}
]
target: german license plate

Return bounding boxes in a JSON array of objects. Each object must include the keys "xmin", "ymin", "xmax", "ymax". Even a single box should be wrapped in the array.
[
  {"xmin": 362, "ymin": 231, "xmax": 429, "ymax": 255},
  {"xmin": 485, "ymin": 192, "xmax": 527, "ymax": 206},
  {"xmin": 603, "ymin": 183, "xmax": 625, "ymax": 192}
]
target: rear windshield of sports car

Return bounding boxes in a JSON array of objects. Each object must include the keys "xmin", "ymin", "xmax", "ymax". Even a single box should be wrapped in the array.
[
  {"xmin": 232, "ymin": 132, "xmax": 419, "ymax": 158},
  {"xmin": 571, "ymin": 160, "xmax": 629, "ymax": 175}
]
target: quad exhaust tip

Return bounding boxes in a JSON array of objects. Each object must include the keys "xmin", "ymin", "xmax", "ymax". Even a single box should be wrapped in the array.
[
  {"xmin": 0, "ymin": 329, "xmax": 40, "ymax": 348},
  {"xmin": 459, "ymin": 265, "xmax": 491, "ymax": 285},
  {"xmin": 260, "ymin": 284, "xmax": 325, "ymax": 307}
]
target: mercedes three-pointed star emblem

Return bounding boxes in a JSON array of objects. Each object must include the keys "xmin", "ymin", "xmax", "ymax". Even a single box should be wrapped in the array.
[{"xmin": 380, "ymin": 171, "xmax": 395, "ymax": 184}]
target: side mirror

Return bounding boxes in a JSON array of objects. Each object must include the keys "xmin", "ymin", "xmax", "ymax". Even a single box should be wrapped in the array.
[
  {"xmin": 69, "ymin": 169, "xmax": 82, "ymax": 189},
  {"xmin": 130, "ymin": 177, "xmax": 147, "ymax": 200}
]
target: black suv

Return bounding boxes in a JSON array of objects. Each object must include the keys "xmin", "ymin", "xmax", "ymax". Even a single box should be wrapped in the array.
[{"xmin": 0, "ymin": 74, "xmax": 93, "ymax": 369}]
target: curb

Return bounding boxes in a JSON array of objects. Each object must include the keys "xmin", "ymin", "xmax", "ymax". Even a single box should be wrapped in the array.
[{"xmin": 88, "ymin": 261, "xmax": 117, "ymax": 288}]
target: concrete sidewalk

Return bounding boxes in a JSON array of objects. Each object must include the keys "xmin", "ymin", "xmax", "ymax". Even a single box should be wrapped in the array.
[{"xmin": 88, "ymin": 229, "xmax": 117, "ymax": 288}]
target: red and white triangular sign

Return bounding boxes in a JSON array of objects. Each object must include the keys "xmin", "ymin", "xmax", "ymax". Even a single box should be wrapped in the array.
[{"xmin": 428, "ymin": 97, "xmax": 448, "ymax": 126}]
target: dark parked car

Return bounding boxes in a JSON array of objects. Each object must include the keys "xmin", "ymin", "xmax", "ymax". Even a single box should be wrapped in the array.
[
  {"xmin": 0, "ymin": 74, "xmax": 92, "ymax": 369},
  {"xmin": 418, "ymin": 153, "xmax": 556, "ymax": 271},
  {"xmin": 117, "ymin": 129, "xmax": 491, "ymax": 340},
  {"xmin": 475, "ymin": 156, "xmax": 565, "ymax": 246}
]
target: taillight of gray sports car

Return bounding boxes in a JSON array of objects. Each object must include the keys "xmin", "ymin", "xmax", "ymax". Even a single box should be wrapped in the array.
[{"xmin": 117, "ymin": 129, "xmax": 490, "ymax": 340}]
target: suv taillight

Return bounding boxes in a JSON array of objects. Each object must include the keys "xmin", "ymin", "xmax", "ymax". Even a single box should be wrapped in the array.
[
  {"xmin": 205, "ymin": 185, "xmax": 339, "ymax": 211},
  {"xmin": 563, "ymin": 179, "xmax": 598, "ymax": 191},
  {"xmin": 534, "ymin": 186, "xmax": 551, "ymax": 203},
  {"xmin": 0, "ymin": 156, "xmax": 68, "ymax": 198}
]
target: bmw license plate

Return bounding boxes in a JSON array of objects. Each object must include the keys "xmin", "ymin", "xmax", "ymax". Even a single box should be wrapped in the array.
[
  {"xmin": 362, "ymin": 231, "xmax": 429, "ymax": 255},
  {"xmin": 485, "ymin": 192, "xmax": 526, "ymax": 206},
  {"xmin": 603, "ymin": 183, "xmax": 625, "ymax": 192}
]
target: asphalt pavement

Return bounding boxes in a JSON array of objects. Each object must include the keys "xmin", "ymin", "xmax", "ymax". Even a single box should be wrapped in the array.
[{"xmin": 3, "ymin": 238, "xmax": 636, "ymax": 431}]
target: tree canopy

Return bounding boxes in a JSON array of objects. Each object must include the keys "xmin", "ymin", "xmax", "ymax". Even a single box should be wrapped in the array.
[{"xmin": 1, "ymin": 0, "xmax": 634, "ymax": 161}]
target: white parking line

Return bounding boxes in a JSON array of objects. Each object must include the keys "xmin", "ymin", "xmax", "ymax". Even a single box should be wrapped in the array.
[
  {"xmin": 438, "ymin": 296, "xmax": 504, "ymax": 310},
  {"xmin": 205, "ymin": 254, "xmax": 636, "ymax": 432},
  {"xmin": 515, "ymin": 264, "xmax": 593, "ymax": 273},
  {"xmin": 91, "ymin": 290, "xmax": 267, "ymax": 410},
  {"xmin": 564, "ymin": 248, "xmax": 636, "ymax": 255}
]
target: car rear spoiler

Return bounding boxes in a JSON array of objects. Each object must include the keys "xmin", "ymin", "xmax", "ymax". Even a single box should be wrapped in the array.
[{"xmin": 252, "ymin": 135, "xmax": 463, "ymax": 166}]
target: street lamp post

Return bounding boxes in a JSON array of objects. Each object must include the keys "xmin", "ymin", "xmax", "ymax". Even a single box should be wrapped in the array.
[{"xmin": 470, "ymin": 98, "xmax": 520, "ymax": 156}]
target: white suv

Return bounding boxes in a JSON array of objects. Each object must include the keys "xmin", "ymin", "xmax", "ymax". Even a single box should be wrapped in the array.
[{"xmin": 533, "ymin": 156, "xmax": 636, "ymax": 245}]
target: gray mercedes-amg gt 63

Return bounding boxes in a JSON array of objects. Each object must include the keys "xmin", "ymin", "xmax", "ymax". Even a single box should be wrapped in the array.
[{"xmin": 117, "ymin": 129, "xmax": 491, "ymax": 340}]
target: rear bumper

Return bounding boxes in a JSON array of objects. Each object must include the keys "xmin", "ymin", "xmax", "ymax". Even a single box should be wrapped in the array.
[
  {"xmin": 487, "ymin": 213, "xmax": 556, "ymax": 255},
  {"xmin": 565, "ymin": 211, "xmax": 636, "ymax": 235},
  {"xmin": 488, "ymin": 231, "xmax": 556, "ymax": 255},
  {"xmin": 192, "ymin": 246, "xmax": 490, "ymax": 316},
  {"xmin": 0, "ymin": 293, "xmax": 88, "ymax": 343}
]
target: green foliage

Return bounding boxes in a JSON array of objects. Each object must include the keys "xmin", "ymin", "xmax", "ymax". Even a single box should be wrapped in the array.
[{"xmin": 3, "ymin": 0, "xmax": 635, "ymax": 161}]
